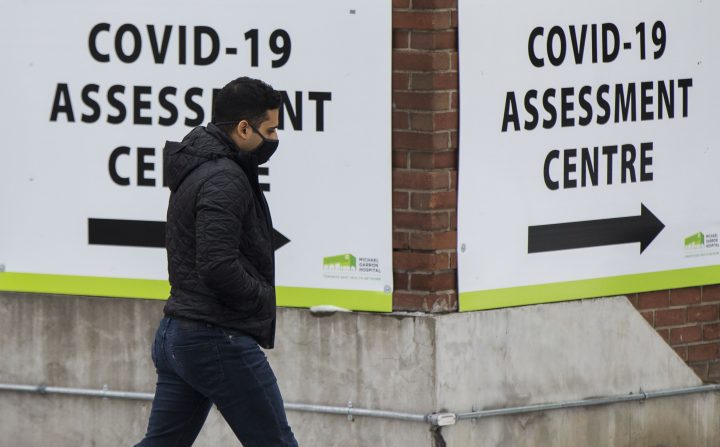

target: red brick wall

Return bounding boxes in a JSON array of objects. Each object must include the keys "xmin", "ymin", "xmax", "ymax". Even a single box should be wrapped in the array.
[
  {"xmin": 630, "ymin": 286, "xmax": 720, "ymax": 382},
  {"xmin": 389, "ymin": 0, "xmax": 720, "ymax": 383},
  {"xmin": 391, "ymin": 0, "xmax": 459, "ymax": 313}
]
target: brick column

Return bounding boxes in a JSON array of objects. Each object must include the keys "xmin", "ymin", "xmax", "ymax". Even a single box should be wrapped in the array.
[{"xmin": 391, "ymin": 0, "xmax": 458, "ymax": 312}]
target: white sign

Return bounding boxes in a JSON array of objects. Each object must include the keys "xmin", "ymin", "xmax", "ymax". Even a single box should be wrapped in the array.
[
  {"xmin": 458, "ymin": 0, "xmax": 720, "ymax": 311},
  {"xmin": 0, "ymin": 0, "xmax": 392, "ymax": 311}
]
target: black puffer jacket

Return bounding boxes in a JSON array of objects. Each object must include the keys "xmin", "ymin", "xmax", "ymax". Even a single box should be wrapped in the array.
[{"xmin": 162, "ymin": 124, "xmax": 276, "ymax": 348}]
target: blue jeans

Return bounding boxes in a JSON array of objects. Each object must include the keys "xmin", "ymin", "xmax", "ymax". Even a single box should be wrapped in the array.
[{"xmin": 135, "ymin": 316, "xmax": 297, "ymax": 446}]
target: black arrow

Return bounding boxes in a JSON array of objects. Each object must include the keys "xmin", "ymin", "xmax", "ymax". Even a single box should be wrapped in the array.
[
  {"xmin": 88, "ymin": 218, "xmax": 290, "ymax": 252},
  {"xmin": 272, "ymin": 229, "xmax": 290, "ymax": 251},
  {"xmin": 88, "ymin": 218, "xmax": 165, "ymax": 248},
  {"xmin": 528, "ymin": 204, "xmax": 665, "ymax": 254}
]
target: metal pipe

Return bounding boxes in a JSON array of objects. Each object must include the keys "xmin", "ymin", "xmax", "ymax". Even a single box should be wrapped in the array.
[
  {"xmin": 456, "ymin": 384, "xmax": 720, "ymax": 421},
  {"xmin": 1, "ymin": 382, "xmax": 719, "ymax": 426},
  {"xmin": 0, "ymin": 383, "xmax": 154, "ymax": 401},
  {"xmin": 284, "ymin": 403, "xmax": 428, "ymax": 423},
  {"xmin": 0, "ymin": 383, "xmax": 431, "ymax": 424}
]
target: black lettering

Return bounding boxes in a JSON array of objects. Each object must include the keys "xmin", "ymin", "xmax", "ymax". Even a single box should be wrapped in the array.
[
  {"xmin": 88, "ymin": 23, "xmax": 110, "ymax": 63},
  {"xmin": 107, "ymin": 85, "xmax": 127, "ymax": 124},
  {"xmin": 501, "ymin": 92, "xmax": 520, "ymax": 132},
  {"xmin": 591, "ymin": 24, "xmax": 598, "ymax": 63},
  {"xmin": 621, "ymin": 144, "xmax": 637, "ymax": 183},
  {"xmin": 279, "ymin": 91, "xmax": 303, "ymax": 131},
  {"xmin": 596, "ymin": 84, "xmax": 610, "ymax": 124},
  {"xmin": 658, "ymin": 80, "xmax": 674, "ymax": 119},
  {"xmin": 542, "ymin": 88, "xmax": 557, "ymax": 129},
  {"xmin": 578, "ymin": 85, "xmax": 593, "ymax": 126},
  {"xmin": 179, "ymin": 25, "xmax": 187, "ymax": 65},
  {"xmin": 50, "ymin": 83, "xmax": 75, "ymax": 122},
  {"xmin": 184, "ymin": 87, "xmax": 204, "ymax": 126},
  {"xmin": 133, "ymin": 86, "xmax": 152, "ymax": 125},
  {"xmin": 81, "ymin": 84, "xmax": 101, "ymax": 123},
  {"xmin": 309, "ymin": 91, "xmax": 331, "ymax": 132},
  {"xmin": 115, "ymin": 24, "xmax": 142, "ymax": 63},
  {"xmin": 615, "ymin": 83, "xmax": 636, "ymax": 123},
  {"xmin": 109, "ymin": 146, "xmax": 131, "ymax": 186},
  {"xmin": 569, "ymin": 25, "xmax": 588, "ymax": 64},
  {"xmin": 158, "ymin": 87, "xmax": 178, "ymax": 126},
  {"xmin": 602, "ymin": 23, "xmax": 620, "ymax": 63},
  {"xmin": 640, "ymin": 81, "xmax": 654, "ymax": 121},
  {"xmin": 563, "ymin": 148, "xmax": 577, "ymax": 188},
  {"xmin": 561, "ymin": 87, "xmax": 574, "ymax": 127},
  {"xmin": 602, "ymin": 145, "xmax": 618, "ymax": 184},
  {"xmin": 678, "ymin": 78, "xmax": 693, "ymax": 117},
  {"xmin": 581, "ymin": 146, "xmax": 598, "ymax": 187},
  {"xmin": 194, "ymin": 26, "xmax": 220, "ymax": 65},
  {"xmin": 544, "ymin": 150, "xmax": 560, "ymax": 190},
  {"xmin": 524, "ymin": 90, "xmax": 539, "ymax": 131},
  {"xmin": 547, "ymin": 26, "xmax": 566, "ymax": 66},
  {"xmin": 269, "ymin": 29, "xmax": 292, "ymax": 68},
  {"xmin": 640, "ymin": 142, "xmax": 653, "ymax": 181},
  {"xmin": 147, "ymin": 25, "xmax": 172, "ymax": 63},
  {"xmin": 528, "ymin": 27, "xmax": 544, "ymax": 67},
  {"xmin": 137, "ymin": 147, "xmax": 155, "ymax": 187}
]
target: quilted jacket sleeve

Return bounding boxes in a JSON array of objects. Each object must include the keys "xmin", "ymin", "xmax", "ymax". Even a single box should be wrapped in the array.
[{"xmin": 194, "ymin": 171, "xmax": 272, "ymax": 311}]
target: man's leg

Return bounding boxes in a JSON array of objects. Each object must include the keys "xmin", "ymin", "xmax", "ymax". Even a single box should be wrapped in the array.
[
  {"xmin": 135, "ymin": 370, "xmax": 213, "ymax": 447},
  {"xmin": 135, "ymin": 317, "xmax": 212, "ymax": 447},
  {"xmin": 213, "ymin": 333, "xmax": 298, "ymax": 447}
]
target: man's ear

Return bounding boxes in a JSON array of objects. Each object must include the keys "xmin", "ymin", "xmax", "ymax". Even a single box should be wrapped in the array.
[{"xmin": 235, "ymin": 120, "xmax": 250, "ymax": 140}]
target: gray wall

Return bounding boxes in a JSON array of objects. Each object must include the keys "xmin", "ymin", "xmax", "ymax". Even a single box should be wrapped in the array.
[{"xmin": 0, "ymin": 292, "xmax": 717, "ymax": 446}]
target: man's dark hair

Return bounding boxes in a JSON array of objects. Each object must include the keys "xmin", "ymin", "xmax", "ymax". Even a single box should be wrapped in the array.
[{"xmin": 213, "ymin": 77, "xmax": 282, "ymax": 134}]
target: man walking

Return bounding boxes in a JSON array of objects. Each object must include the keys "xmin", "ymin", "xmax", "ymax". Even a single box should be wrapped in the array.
[{"xmin": 135, "ymin": 77, "xmax": 298, "ymax": 446}]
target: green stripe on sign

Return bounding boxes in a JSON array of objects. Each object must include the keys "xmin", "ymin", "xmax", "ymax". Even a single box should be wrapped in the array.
[
  {"xmin": 459, "ymin": 265, "xmax": 720, "ymax": 312},
  {"xmin": 0, "ymin": 272, "xmax": 391, "ymax": 312},
  {"xmin": 276, "ymin": 286, "xmax": 391, "ymax": 312},
  {"xmin": 0, "ymin": 272, "xmax": 170, "ymax": 299}
]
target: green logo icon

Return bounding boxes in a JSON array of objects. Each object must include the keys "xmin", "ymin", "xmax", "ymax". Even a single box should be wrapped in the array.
[
  {"xmin": 323, "ymin": 254, "xmax": 357, "ymax": 270},
  {"xmin": 685, "ymin": 232, "xmax": 705, "ymax": 249}
]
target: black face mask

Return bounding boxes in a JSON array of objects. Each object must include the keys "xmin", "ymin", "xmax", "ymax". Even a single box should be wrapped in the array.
[
  {"xmin": 212, "ymin": 120, "xmax": 279, "ymax": 165},
  {"xmin": 248, "ymin": 124, "xmax": 279, "ymax": 165}
]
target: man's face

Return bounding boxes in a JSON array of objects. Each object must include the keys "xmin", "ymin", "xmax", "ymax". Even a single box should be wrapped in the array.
[{"xmin": 233, "ymin": 108, "xmax": 280, "ymax": 152}]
